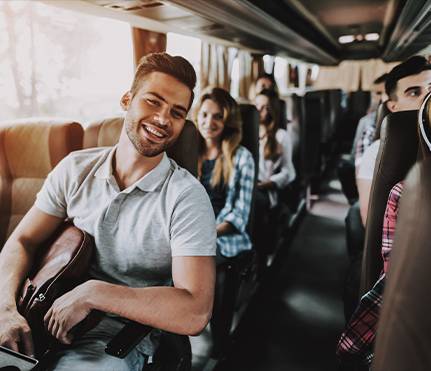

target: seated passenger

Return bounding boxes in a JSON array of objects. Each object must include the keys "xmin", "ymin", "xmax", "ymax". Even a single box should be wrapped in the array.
[
  {"xmin": 0, "ymin": 53, "xmax": 216, "ymax": 370},
  {"xmin": 255, "ymin": 89, "xmax": 296, "ymax": 210},
  {"xmin": 357, "ymin": 56, "xmax": 431, "ymax": 225},
  {"xmin": 255, "ymin": 73, "xmax": 278, "ymax": 95},
  {"xmin": 353, "ymin": 73, "xmax": 387, "ymax": 172},
  {"xmin": 337, "ymin": 91, "xmax": 431, "ymax": 368},
  {"xmin": 195, "ymin": 87, "xmax": 255, "ymax": 259}
]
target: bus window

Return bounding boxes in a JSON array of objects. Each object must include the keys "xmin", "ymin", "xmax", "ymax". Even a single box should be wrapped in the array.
[
  {"xmin": 0, "ymin": 1, "xmax": 133, "ymax": 124},
  {"xmin": 167, "ymin": 32, "xmax": 201, "ymax": 97}
]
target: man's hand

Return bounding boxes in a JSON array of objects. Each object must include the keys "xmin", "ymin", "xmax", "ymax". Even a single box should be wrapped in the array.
[
  {"xmin": 0, "ymin": 307, "xmax": 34, "ymax": 356},
  {"xmin": 43, "ymin": 281, "xmax": 95, "ymax": 344}
]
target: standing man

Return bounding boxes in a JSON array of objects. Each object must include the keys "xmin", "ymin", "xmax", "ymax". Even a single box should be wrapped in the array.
[{"xmin": 0, "ymin": 53, "xmax": 217, "ymax": 370}]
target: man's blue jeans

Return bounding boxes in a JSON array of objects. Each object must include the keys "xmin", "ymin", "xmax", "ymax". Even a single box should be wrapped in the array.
[{"xmin": 47, "ymin": 316, "xmax": 147, "ymax": 371}]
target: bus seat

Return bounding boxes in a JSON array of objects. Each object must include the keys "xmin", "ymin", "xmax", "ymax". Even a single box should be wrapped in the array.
[
  {"xmin": 279, "ymin": 99, "xmax": 287, "ymax": 130},
  {"xmin": 238, "ymin": 104, "xmax": 259, "ymax": 228},
  {"xmin": 84, "ymin": 117, "xmax": 199, "ymax": 176},
  {"xmin": 83, "ymin": 117, "xmax": 122, "ymax": 148},
  {"xmin": 328, "ymin": 89, "xmax": 343, "ymax": 135},
  {"xmin": 373, "ymin": 101, "xmax": 390, "ymax": 141},
  {"xmin": 339, "ymin": 91, "xmax": 371, "ymax": 152},
  {"xmin": 373, "ymin": 158, "xmax": 431, "ymax": 371},
  {"xmin": 301, "ymin": 91, "xmax": 324, "ymax": 189},
  {"xmin": 360, "ymin": 110, "xmax": 418, "ymax": 296},
  {"xmin": 0, "ymin": 120, "xmax": 83, "ymax": 247},
  {"xmin": 291, "ymin": 94, "xmax": 303, "ymax": 174}
]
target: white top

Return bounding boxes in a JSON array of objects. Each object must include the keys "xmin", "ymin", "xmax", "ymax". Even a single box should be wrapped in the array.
[
  {"xmin": 259, "ymin": 128, "xmax": 296, "ymax": 207},
  {"xmin": 357, "ymin": 139, "xmax": 380, "ymax": 181}
]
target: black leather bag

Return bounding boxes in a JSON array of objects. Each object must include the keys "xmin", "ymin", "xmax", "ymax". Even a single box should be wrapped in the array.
[{"xmin": 17, "ymin": 223, "xmax": 95, "ymax": 357}]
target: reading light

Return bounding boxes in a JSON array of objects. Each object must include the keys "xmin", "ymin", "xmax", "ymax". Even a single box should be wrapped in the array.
[
  {"xmin": 365, "ymin": 33, "xmax": 380, "ymax": 41},
  {"xmin": 338, "ymin": 35, "xmax": 355, "ymax": 44}
]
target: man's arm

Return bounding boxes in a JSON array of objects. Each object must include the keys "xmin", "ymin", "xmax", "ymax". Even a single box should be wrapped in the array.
[
  {"xmin": 45, "ymin": 255, "xmax": 215, "ymax": 343},
  {"xmin": 0, "ymin": 206, "xmax": 64, "ymax": 354}
]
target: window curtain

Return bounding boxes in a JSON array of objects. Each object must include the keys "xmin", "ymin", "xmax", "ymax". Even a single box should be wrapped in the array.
[
  {"xmin": 132, "ymin": 27, "xmax": 166, "ymax": 67},
  {"xmin": 314, "ymin": 60, "xmax": 361, "ymax": 91},
  {"xmin": 360, "ymin": 59, "xmax": 398, "ymax": 90},
  {"xmin": 238, "ymin": 51, "xmax": 265, "ymax": 100},
  {"xmin": 200, "ymin": 43, "xmax": 234, "ymax": 92},
  {"xmin": 315, "ymin": 59, "xmax": 399, "ymax": 92},
  {"xmin": 247, "ymin": 54, "xmax": 265, "ymax": 100}
]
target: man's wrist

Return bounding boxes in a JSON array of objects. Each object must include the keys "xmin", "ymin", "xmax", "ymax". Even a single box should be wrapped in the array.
[{"xmin": 82, "ymin": 280, "xmax": 111, "ymax": 311}]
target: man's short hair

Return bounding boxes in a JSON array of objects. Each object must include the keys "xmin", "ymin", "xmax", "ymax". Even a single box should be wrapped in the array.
[
  {"xmin": 385, "ymin": 56, "xmax": 431, "ymax": 99},
  {"xmin": 130, "ymin": 52, "xmax": 196, "ymax": 109},
  {"xmin": 373, "ymin": 73, "xmax": 388, "ymax": 85}
]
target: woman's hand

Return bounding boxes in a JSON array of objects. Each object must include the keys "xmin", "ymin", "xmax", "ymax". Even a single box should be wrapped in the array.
[
  {"xmin": 216, "ymin": 222, "xmax": 235, "ymax": 237},
  {"xmin": 257, "ymin": 181, "xmax": 276, "ymax": 190}
]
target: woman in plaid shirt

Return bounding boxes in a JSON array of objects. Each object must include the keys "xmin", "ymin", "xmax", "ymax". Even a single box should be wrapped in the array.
[
  {"xmin": 337, "ymin": 91, "xmax": 431, "ymax": 369},
  {"xmin": 194, "ymin": 87, "xmax": 255, "ymax": 259}
]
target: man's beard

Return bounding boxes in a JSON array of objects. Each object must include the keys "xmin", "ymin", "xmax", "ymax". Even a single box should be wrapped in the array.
[{"xmin": 126, "ymin": 120, "xmax": 171, "ymax": 157}]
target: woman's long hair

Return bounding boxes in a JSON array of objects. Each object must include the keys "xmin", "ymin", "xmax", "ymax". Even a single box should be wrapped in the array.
[
  {"xmin": 257, "ymin": 89, "xmax": 281, "ymax": 161},
  {"xmin": 194, "ymin": 87, "xmax": 242, "ymax": 188}
]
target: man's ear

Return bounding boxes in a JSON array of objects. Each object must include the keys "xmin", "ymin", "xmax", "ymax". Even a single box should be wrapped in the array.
[
  {"xmin": 387, "ymin": 99, "xmax": 397, "ymax": 112},
  {"xmin": 120, "ymin": 92, "xmax": 132, "ymax": 111}
]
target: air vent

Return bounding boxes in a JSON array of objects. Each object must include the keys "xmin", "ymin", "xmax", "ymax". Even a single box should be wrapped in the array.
[
  {"xmin": 142, "ymin": 2, "xmax": 163, "ymax": 8},
  {"xmin": 199, "ymin": 24, "xmax": 224, "ymax": 32},
  {"xmin": 105, "ymin": 1, "xmax": 163, "ymax": 12}
]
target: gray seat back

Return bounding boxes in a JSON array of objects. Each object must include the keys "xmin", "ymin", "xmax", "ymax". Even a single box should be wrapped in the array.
[
  {"xmin": 373, "ymin": 158, "xmax": 431, "ymax": 371},
  {"xmin": 360, "ymin": 110, "xmax": 418, "ymax": 295}
]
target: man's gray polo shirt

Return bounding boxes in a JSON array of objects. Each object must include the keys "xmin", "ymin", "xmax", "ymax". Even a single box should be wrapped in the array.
[{"xmin": 35, "ymin": 146, "xmax": 216, "ymax": 288}]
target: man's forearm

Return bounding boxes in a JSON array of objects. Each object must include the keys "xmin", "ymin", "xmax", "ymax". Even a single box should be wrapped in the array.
[
  {"xmin": 86, "ymin": 281, "xmax": 212, "ymax": 336},
  {"xmin": 0, "ymin": 241, "xmax": 33, "ymax": 309}
]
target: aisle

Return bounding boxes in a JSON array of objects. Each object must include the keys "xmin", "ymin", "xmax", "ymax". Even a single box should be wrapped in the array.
[{"xmin": 216, "ymin": 181, "xmax": 349, "ymax": 371}]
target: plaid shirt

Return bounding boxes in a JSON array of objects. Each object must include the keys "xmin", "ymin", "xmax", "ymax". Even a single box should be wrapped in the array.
[
  {"xmin": 354, "ymin": 112, "xmax": 377, "ymax": 167},
  {"xmin": 337, "ymin": 182, "xmax": 404, "ymax": 365},
  {"xmin": 216, "ymin": 145, "xmax": 255, "ymax": 257}
]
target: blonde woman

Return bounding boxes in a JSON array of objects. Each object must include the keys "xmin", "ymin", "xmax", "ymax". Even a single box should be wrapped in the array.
[{"xmin": 195, "ymin": 87, "xmax": 255, "ymax": 259}]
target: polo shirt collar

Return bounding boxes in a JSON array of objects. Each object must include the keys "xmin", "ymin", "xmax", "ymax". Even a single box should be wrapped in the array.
[{"xmin": 94, "ymin": 146, "xmax": 171, "ymax": 193}]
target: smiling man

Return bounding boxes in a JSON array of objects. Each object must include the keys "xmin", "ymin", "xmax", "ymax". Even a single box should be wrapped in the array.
[{"xmin": 0, "ymin": 53, "xmax": 216, "ymax": 370}]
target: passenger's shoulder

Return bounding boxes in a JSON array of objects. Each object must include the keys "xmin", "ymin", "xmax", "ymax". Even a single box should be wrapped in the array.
[
  {"xmin": 389, "ymin": 181, "xmax": 404, "ymax": 200},
  {"xmin": 65, "ymin": 147, "xmax": 111, "ymax": 165},
  {"xmin": 167, "ymin": 159, "xmax": 204, "ymax": 192},
  {"xmin": 234, "ymin": 145, "xmax": 253, "ymax": 162},
  {"xmin": 276, "ymin": 128, "xmax": 291, "ymax": 144},
  {"xmin": 54, "ymin": 147, "xmax": 110, "ymax": 172}
]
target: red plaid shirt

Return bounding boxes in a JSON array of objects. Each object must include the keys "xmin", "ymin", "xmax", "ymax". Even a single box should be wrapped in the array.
[{"xmin": 337, "ymin": 182, "xmax": 404, "ymax": 364}]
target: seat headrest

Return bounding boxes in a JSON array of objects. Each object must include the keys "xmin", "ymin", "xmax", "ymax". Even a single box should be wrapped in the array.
[
  {"xmin": 0, "ymin": 120, "xmax": 83, "ymax": 178},
  {"xmin": 166, "ymin": 120, "xmax": 198, "ymax": 177},
  {"xmin": 84, "ymin": 117, "xmax": 198, "ymax": 176},
  {"xmin": 239, "ymin": 104, "xmax": 259, "ymax": 178},
  {"xmin": 373, "ymin": 158, "xmax": 431, "ymax": 370},
  {"xmin": 0, "ymin": 119, "xmax": 83, "ymax": 246},
  {"xmin": 279, "ymin": 99, "xmax": 287, "ymax": 130},
  {"xmin": 374, "ymin": 101, "xmax": 391, "ymax": 141},
  {"xmin": 360, "ymin": 110, "xmax": 419, "ymax": 294}
]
